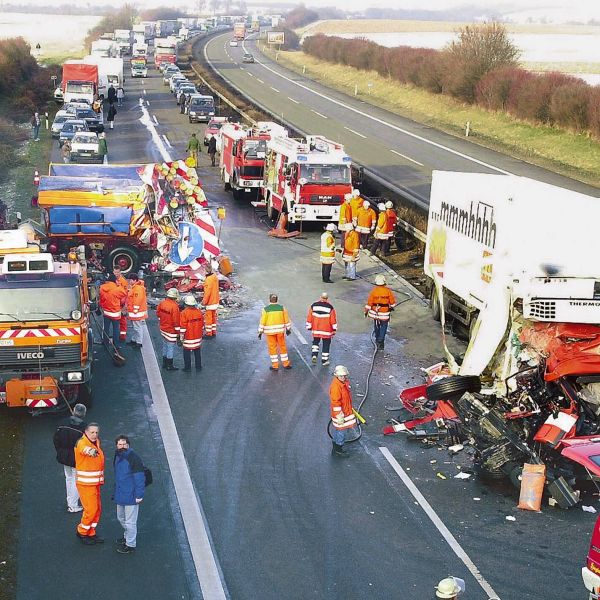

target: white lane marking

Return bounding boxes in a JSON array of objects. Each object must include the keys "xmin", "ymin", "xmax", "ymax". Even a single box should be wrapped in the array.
[
  {"xmin": 140, "ymin": 323, "xmax": 227, "ymax": 600},
  {"xmin": 240, "ymin": 67, "xmax": 245, "ymax": 70},
  {"xmin": 256, "ymin": 78, "xmax": 264, "ymax": 84},
  {"xmin": 390, "ymin": 149, "xmax": 424, "ymax": 167},
  {"xmin": 270, "ymin": 86, "xmax": 280, "ymax": 93},
  {"xmin": 379, "ymin": 447, "xmax": 501, "ymax": 600},
  {"xmin": 139, "ymin": 100, "xmax": 170, "ymax": 161},
  {"xmin": 146, "ymin": 100, "xmax": 150, "ymax": 106},
  {"xmin": 153, "ymin": 115, "xmax": 159, "ymax": 125},
  {"xmin": 233, "ymin": 62, "xmax": 238, "ymax": 66},
  {"xmin": 247, "ymin": 72, "xmax": 254, "ymax": 77},
  {"xmin": 311, "ymin": 109, "xmax": 328, "ymax": 119},
  {"xmin": 344, "ymin": 126, "xmax": 366, "ymax": 139},
  {"xmin": 233, "ymin": 39, "xmax": 511, "ymax": 176},
  {"xmin": 162, "ymin": 134, "xmax": 172, "ymax": 148},
  {"xmin": 287, "ymin": 97, "xmax": 300, "ymax": 104},
  {"xmin": 143, "ymin": 89, "xmax": 147, "ymax": 96},
  {"xmin": 291, "ymin": 325, "xmax": 308, "ymax": 345}
]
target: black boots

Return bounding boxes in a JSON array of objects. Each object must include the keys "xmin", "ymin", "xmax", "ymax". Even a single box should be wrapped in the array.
[
  {"xmin": 332, "ymin": 442, "xmax": 347, "ymax": 456},
  {"xmin": 163, "ymin": 358, "xmax": 178, "ymax": 371}
]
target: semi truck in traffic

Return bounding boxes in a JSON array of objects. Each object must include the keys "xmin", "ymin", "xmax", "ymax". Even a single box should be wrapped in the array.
[
  {"xmin": 133, "ymin": 22, "xmax": 154, "ymax": 42},
  {"xmin": 90, "ymin": 39, "xmax": 119, "ymax": 58},
  {"xmin": 233, "ymin": 22, "xmax": 246, "ymax": 41},
  {"xmin": 82, "ymin": 56, "xmax": 124, "ymax": 96},
  {"xmin": 154, "ymin": 37, "xmax": 177, "ymax": 68},
  {"xmin": 261, "ymin": 135, "xmax": 353, "ymax": 224},
  {"xmin": 156, "ymin": 20, "xmax": 179, "ymax": 37},
  {"xmin": 220, "ymin": 122, "xmax": 287, "ymax": 200},
  {"xmin": 114, "ymin": 29, "xmax": 133, "ymax": 55},
  {"xmin": 61, "ymin": 62, "xmax": 98, "ymax": 104}
]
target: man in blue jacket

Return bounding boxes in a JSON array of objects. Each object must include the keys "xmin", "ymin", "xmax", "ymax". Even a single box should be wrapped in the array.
[{"xmin": 113, "ymin": 435, "xmax": 145, "ymax": 554}]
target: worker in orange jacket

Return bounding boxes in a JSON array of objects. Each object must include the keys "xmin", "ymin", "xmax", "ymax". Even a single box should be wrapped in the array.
[
  {"xmin": 113, "ymin": 266, "xmax": 129, "ymax": 343},
  {"xmin": 337, "ymin": 193, "xmax": 353, "ymax": 246},
  {"xmin": 258, "ymin": 293, "xmax": 292, "ymax": 370},
  {"xmin": 306, "ymin": 291, "xmax": 337, "ymax": 366},
  {"xmin": 202, "ymin": 267, "xmax": 220, "ymax": 337},
  {"xmin": 75, "ymin": 422, "xmax": 105, "ymax": 544},
  {"xmin": 383, "ymin": 201, "xmax": 398, "ymax": 256},
  {"xmin": 365, "ymin": 274, "xmax": 397, "ymax": 350},
  {"xmin": 126, "ymin": 273, "xmax": 147, "ymax": 348},
  {"xmin": 342, "ymin": 224, "xmax": 360, "ymax": 281},
  {"xmin": 349, "ymin": 189, "xmax": 363, "ymax": 223},
  {"xmin": 180, "ymin": 294, "xmax": 204, "ymax": 371},
  {"xmin": 99, "ymin": 274, "xmax": 127, "ymax": 350},
  {"xmin": 157, "ymin": 288, "xmax": 181, "ymax": 371},
  {"xmin": 370, "ymin": 203, "xmax": 389, "ymax": 256},
  {"xmin": 329, "ymin": 365, "xmax": 357, "ymax": 456},
  {"xmin": 356, "ymin": 200, "xmax": 376, "ymax": 249}
]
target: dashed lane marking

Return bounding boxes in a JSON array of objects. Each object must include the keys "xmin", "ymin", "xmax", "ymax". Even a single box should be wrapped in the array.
[
  {"xmin": 153, "ymin": 115, "xmax": 159, "ymax": 125},
  {"xmin": 256, "ymin": 78, "xmax": 264, "ymax": 84},
  {"xmin": 270, "ymin": 86, "xmax": 280, "ymax": 93},
  {"xmin": 162, "ymin": 134, "xmax": 172, "ymax": 148},
  {"xmin": 390, "ymin": 149, "xmax": 424, "ymax": 167},
  {"xmin": 311, "ymin": 109, "xmax": 328, "ymax": 119},
  {"xmin": 247, "ymin": 72, "xmax": 254, "ymax": 77},
  {"xmin": 287, "ymin": 97, "xmax": 300, "ymax": 104},
  {"xmin": 291, "ymin": 325, "xmax": 308, "ymax": 345},
  {"xmin": 379, "ymin": 447, "xmax": 501, "ymax": 600},
  {"xmin": 344, "ymin": 126, "xmax": 366, "ymax": 139},
  {"xmin": 143, "ymin": 89, "xmax": 147, "ymax": 96}
]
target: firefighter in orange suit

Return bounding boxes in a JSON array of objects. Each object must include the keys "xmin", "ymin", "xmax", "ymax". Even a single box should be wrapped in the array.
[
  {"xmin": 329, "ymin": 365, "xmax": 356, "ymax": 456},
  {"xmin": 365, "ymin": 274, "xmax": 397, "ymax": 350},
  {"xmin": 349, "ymin": 189, "xmax": 363, "ymax": 223},
  {"xmin": 258, "ymin": 294, "xmax": 292, "ymax": 370},
  {"xmin": 370, "ymin": 203, "xmax": 389, "ymax": 257},
  {"xmin": 99, "ymin": 274, "xmax": 127, "ymax": 350},
  {"xmin": 342, "ymin": 225, "xmax": 360, "ymax": 281},
  {"xmin": 356, "ymin": 200, "xmax": 376, "ymax": 249},
  {"xmin": 126, "ymin": 274, "xmax": 147, "ymax": 348},
  {"xmin": 113, "ymin": 266, "xmax": 129, "ymax": 343},
  {"xmin": 180, "ymin": 295, "xmax": 204, "ymax": 371},
  {"xmin": 202, "ymin": 267, "xmax": 220, "ymax": 337},
  {"xmin": 75, "ymin": 422, "xmax": 105, "ymax": 544},
  {"xmin": 306, "ymin": 292, "xmax": 337, "ymax": 366},
  {"xmin": 157, "ymin": 288, "xmax": 181, "ymax": 371},
  {"xmin": 338, "ymin": 193, "xmax": 353, "ymax": 246},
  {"xmin": 383, "ymin": 201, "xmax": 398, "ymax": 256}
]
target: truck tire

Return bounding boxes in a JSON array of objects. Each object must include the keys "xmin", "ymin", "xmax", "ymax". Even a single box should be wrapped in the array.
[
  {"xmin": 105, "ymin": 246, "xmax": 139, "ymax": 275},
  {"xmin": 426, "ymin": 375, "xmax": 481, "ymax": 402},
  {"xmin": 430, "ymin": 287, "xmax": 441, "ymax": 322}
]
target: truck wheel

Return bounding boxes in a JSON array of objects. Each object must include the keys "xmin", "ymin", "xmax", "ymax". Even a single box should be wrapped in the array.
[
  {"xmin": 77, "ymin": 383, "xmax": 93, "ymax": 409},
  {"xmin": 426, "ymin": 375, "xmax": 481, "ymax": 402},
  {"xmin": 430, "ymin": 287, "xmax": 441, "ymax": 322},
  {"xmin": 223, "ymin": 171, "xmax": 231, "ymax": 191},
  {"xmin": 266, "ymin": 194, "xmax": 278, "ymax": 222},
  {"xmin": 105, "ymin": 246, "xmax": 139, "ymax": 275}
]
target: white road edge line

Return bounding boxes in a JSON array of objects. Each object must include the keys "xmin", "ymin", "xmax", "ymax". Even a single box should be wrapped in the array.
[
  {"xmin": 287, "ymin": 97, "xmax": 300, "ymax": 104},
  {"xmin": 390, "ymin": 149, "xmax": 424, "ymax": 167},
  {"xmin": 247, "ymin": 72, "xmax": 254, "ymax": 77},
  {"xmin": 292, "ymin": 325, "xmax": 308, "ymax": 345},
  {"xmin": 152, "ymin": 115, "xmax": 159, "ymax": 125},
  {"xmin": 270, "ymin": 86, "xmax": 280, "ymax": 93},
  {"xmin": 344, "ymin": 126, "xmax": 367, "ymax": 139},
  {"xmin": 379, "ymin": 447, "xmax": 501, "ymax": 600},
  {"xmin": 256, "ymin": 78, "xmax": 264, "ymax": 84},
  {"xmin": 140, "ymin": 323, "xmax": 227, "ymax": 600},
  {"xmin": 311, "ymin": 109, "xmax": 328, "ymax": 119},
  {"xmin": 162, "ymin": 134, "xmax": 172, "ymax": 148}
]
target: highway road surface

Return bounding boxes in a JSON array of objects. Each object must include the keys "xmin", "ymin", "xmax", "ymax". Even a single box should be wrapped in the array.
[
  {"xmin": 200, "ymin": 31, "xmax": 600, "ymax": 208},
  {"xmin": 12, "ymin": 46, "xmax": 595, "ymax": 600}
]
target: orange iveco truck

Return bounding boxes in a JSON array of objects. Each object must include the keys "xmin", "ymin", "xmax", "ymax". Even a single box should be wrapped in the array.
[{"xmin": 0, "ymin": 237, "xmax": 93, "ymax": 413}]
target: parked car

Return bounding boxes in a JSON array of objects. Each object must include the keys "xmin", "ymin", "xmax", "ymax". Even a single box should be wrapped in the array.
[
  {"xmin": 229, "ymin": 40, "xmax": 238, "ymax": 47},
  {"xmin": 162, "ymin": 65, "xmax": 180, "ymax": 84},
  {"xmin": 203, "ymin": 116, "xmax": 228, "ymax": 145},
  {"xmin": 188, "ymin": 94, "xmax": 216, "ymax": 123},
  {"xmin": 169, "ymin": 74, "xmax": 187, "ymax": 93},
  {"xmin": 64, "ymin": 101, "xmax": 92, "ymax": 115},
  {"xmin": 69, "ymin": 131, "xmax": 102, "ymax": 163},
  {"xmin": 75, "ymin": 108, "xmax": 103, "ymax": 132},
  {"xmin": 59, "ymin": 119, "xmax": 89, "ymax": 147},
  {"xmin": 177, "ymin": 84, "xmax": 197, "ymax": 104},
  {"xmin": 242, "ymin": 53, "xmax": 254, "ymax": 63},
  {"xmin": 51, "ymin": 110, "xmax": 72, "ymax": 138}
]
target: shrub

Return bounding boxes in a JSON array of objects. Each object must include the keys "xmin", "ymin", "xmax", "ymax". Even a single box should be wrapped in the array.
[
  {"xmin": 281, "ymin": 28, "xmax": 300, "ymax": 51},
  {"xmin": 588, "ymin": 87, "xmax": 600, "ymax": 139},
  {"xmin": 476, "ymin": 67, "xmax": 527, "ymax": 111},
  {"xmin": 550, "ymin": 83, "xmax": 591, "ymax": 132},
  {"xmin": 284, "ymin": 5, "xmax": 319, "ymax": 29}
]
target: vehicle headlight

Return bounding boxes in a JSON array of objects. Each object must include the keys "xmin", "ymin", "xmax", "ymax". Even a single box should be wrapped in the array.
[
  {"xmin": 190, "ymin": 111, "xmax": 196, "ymax": 115},
  {"xmin": 295, "ymin": 206, "xmax": 307, "ymax": 213},
  {"xmin": 67, "ymin": 372, "xmax": 83, "ymax": 382},
  {"xmin": 71, "ymin": 309, "xmax": 82, "ymax": 320},
  {"xmin": 209, "ymin": 112, "xmax": 215, "ymax": 116}
]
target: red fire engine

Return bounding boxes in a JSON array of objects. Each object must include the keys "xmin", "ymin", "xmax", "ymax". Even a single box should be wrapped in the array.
[
  {"xmin": 220, "ymin": 122, "xmax": 288, "ymax": 200},
  {"xmin": 261, "ymin": 135, "xmax": 353, "ymax": 224}
]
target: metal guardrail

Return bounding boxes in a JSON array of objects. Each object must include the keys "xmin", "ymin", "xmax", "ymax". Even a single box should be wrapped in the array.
[{"xmin": 191, "ymin": 34, "xmax": 428, "ymax": 244}]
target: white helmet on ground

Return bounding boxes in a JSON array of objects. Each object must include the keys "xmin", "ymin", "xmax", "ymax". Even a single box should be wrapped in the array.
[
  {"xmin": 385, "ymin": 201, "xmax": 393, "ymax": 209},
  {"xmin": 184, "ymin": 294, "xmax": 196, "ymax": 306},
  {"xmin": 334, "ymin": 365, "xmax": 349, "ymax": 377},
  {"xmin": 435, "ymin": 577, "xmax": 461, "ymax": 599},
  {"xmin": 362, "ymin": 200, "xmax": 370, "ymax": 209},
  {"xmin": 375, "ymin": 274, "xmax": 386, "ymax": 286},
  {"xmin": 326, "ymin": 223, "xmax": 337, "ymax": 232},
  {"xmin": 166, "ymin": 288, "xmax": 179, "ymax": 299},
  {"xmin": 378, "ymin": 203, "xmax": 386, "ymax": 211}
]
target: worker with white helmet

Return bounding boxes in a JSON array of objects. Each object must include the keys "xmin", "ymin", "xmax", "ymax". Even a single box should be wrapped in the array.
[
  {"xmin": 179, "ymin": 294, "xmax": 204, "ymax": 372},
  {"xmin": 342, "ymin": 223, "xmax": 360, "ymax": 281},
  {"xmin": 156, "ymin": 288, "xmax": 181, "ymax": 371},
  {"xmin": 364, "ymin": 274, "xmax": 397, "ymax": 350},
  {"xmin": 383, "ymin": 200, "xmax": 398, "ymax": 256},
  {"xmin": 349, "ymin": 188, "xmax": 363, "ymax": 224},
  {"xmin": 355, "ymin": 200, "xmax": 376, "ymax": 249},
  {"xmin": 329, "ymin": 365, "xmax": 356, "ymax": 456},
  {"xmin": 338, "ymin": 193, "xmax": 353, "ymax": 245},
  {"xmin": 370, "ymin": 203, "xmax": 389, "ymax": 256},
  {"xmin": 320, "ymin": 223, "xmax": 337, "ymax": 284}
]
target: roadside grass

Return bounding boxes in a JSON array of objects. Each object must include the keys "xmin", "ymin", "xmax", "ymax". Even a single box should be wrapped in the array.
[
  {"xmin": 262, "ymin": 47, "xmax": 600, "ymax": 187},
  {"xmin": 39, "ymin": 50, "xmax": 84, "ymax": 67}
]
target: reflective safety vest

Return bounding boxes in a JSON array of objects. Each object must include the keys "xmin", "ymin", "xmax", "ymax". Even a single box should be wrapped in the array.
[
  {"xmin": 374, "ymin": 211, "xmax": 388, "ymax": 240},
  {"xmin": 180, "ymin": 306, "xmax": 204, "ymax": 349},
  {"xmin": 356, "ymin": 206, "xmax": 376, "ymax": 233},
  {"xmin": 127, "ymin": 281, "xmax": 148, "ymax": 321},
  {"xmin": 116, "ymin": 274, "xmax": 128, "ymax": 292},
  {"xmin": 385, "ymin": 208, "xmax": 398, "ymax": 238},
  {"xmin": 365, "ymin": 286, "xmax": 397, "ymax": 321},
  {"xmin": 338, "ymin": 202, "xmax": 353, "ymax": 231},
  {"xmin": 202, "ymin": 273, "xmax": 220, "ymax": 311},
  {"xmin": 343, "ymin": 230, "xmax": 360, "ymax": 262},
  {"xmin": 99, "ymin": 281, "xmax": 127, "ymax": 320},
  {"xmin": 306, "ymin": 300, "xmax": 337, "ymax": 339},
  {"xmin": 258, "ymin": 303, "xmax": 291, "ymax": 335},
  {"xmin": 75, "ymin": 434, "xmax": 105, "ymax": 486},
  {"xmin": 320, "ymin": 231, "xmax": 335, "ymax": 265},
  {"xmin": 330, "ymin": 376, "xmax": 356, "ymax": 430},
  {"xmin": 157, "ymin": 298, "xmax": 181, "ymax": 342}
]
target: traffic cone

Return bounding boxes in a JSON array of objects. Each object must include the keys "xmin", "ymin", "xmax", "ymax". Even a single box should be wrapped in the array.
[
  {"xmin": 268, "ymin": 212, "xmax": 300, "ymax": 239},
  {"xmin": 33, "ymin": 170, "xmax": 40, "ymax": 186}
]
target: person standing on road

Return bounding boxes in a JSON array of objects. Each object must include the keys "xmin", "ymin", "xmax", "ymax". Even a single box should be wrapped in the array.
[
  {"xmin": 61, "ymin": 139, "xmax": 72, "ymax": 163},
  {"xmin": 113, "ymin": 265, "xmax": 129, "ymax": 344},
  {"xmin": 320, "ymin": 223, "xmax": 336, "ymax": 283},
  {"xmin": 342, "ymin": 224, "xmax": 360, "ymax": 281},
  {"xmin": 383, "ymin": 201, "xmax": 398, "ymax": 256},
  {"xmin": 97, "ymin": 132, "xmax": 108, "ymax": 165},
  {"xmin": 207, "ymin": 135, "xmax": 217, "ymax": 167},
  {"xmin": 53, "ymin": 403, "xmax": 87, "ymax": 513},
  {"xmin": 364, "ymin": 274, "xmax": 397, "ymax": 350},
  {"xmin": 107, "ymin": 84, "xmax": 117, "ymax": 106},
  {"xmin": 187, "ymin": 133, "xmax": 200, "ymax": 166},
  {"xmin": 329, "ymin": 365, "xmax": 357, "ymax": 456},
  {"xmin": 99, "ymin": 274, "xmax": 127, "ymax": 351},
  {"xmin": 306, "ymin": 292, "xmax": 337, "ymax": 366},
  {"xmin": 356, "ymin": 200, "xmax": 376, "ymax": 249},
  {"xmin": 349, "ymin": 189, "xmax": 363, "ymax": 223},
  {"xmin": 126, "ymin": 273, "xmax": 147, "ymax": 348},
  {"xmin": 75, "ymin": 423, "xmax": 105, "ymax": 545},
  {"xmin": 107, "ymin": 103, "xmax": 117, "ymax": 129},
  {"xmin": 179, "ymin": 90, "xmax": 186, "ymax": 114},
  {"xmin": 258, "ymin": 293, "xmax": 292, "ymax": 371},
  {"xmin": 202, "ymin": 266, "xmax": 220, "ymax": 337},
  {"xmin": 113, "ymin": 435, "xmax": 145, "ymax": 554},
  {"xmin": 180, "ymin": 294, "xmax": 204, "ymax": 371},
  {"xmin": 116, "ymin": 85, "xmax": 124, "ymax": 107},
  {"xmin": 31, "ymin": 111, "xmax": 41, "ymax": 141},
  {"xmin": 370, "ymin": 203, "xmax": 389, "ymax": 257},
  {"xmin": 338, "ymin": 193, "xmax": 353, "ymax": 246},
  {"xmin": 157, "ymin": 288, "xmax": 181, "ymax": 371}
]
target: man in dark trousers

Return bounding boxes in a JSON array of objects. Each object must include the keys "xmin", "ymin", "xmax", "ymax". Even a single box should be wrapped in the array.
[
  {"xmin": 208, "ymin": 135, "xmax": 217, "ymax": 166},
  {"xmin": 53, "ymin": 403, "xmax": 87, "ymax": 512},
  {"xmin": 113, "ymin": 435, "xmax": 145, "ymax": 554},
  {"xmin": 107, "ymin": 84, "xmax": 117, "ymax": 106}
]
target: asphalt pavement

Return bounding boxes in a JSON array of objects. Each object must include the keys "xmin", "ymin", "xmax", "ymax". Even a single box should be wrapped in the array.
[{"xmin": 13, "ymin": 50, "xmax": 597, "ymax": 600}]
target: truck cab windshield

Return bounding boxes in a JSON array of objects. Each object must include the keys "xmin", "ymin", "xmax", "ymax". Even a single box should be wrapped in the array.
[
  {"xmin": 66, "ymin": 82, "xmax": 94, "ymax": 95},
  {"xmin": 243, "ymin": 140, "xmax": 266, "ymax": 158},
  {"xmin": 299, "ymin": 164, "xmax": 350, "ymax": 185}
]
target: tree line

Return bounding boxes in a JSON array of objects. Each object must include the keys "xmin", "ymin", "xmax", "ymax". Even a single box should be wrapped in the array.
[{"xmin": 302, "ymin": 23, "xmax": 600, "ymax": 138}]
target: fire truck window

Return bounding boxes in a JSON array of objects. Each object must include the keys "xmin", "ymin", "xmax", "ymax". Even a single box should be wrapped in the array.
[{"xmin": 299, "ymin": 164, "xmax": 351, "ymax": 184}]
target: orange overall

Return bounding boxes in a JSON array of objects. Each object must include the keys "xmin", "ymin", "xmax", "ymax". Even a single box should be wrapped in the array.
[
  {"xmin": 202, "ymin": 273, "xmax": 220, "ymax": 337},
  {"xmin": 75, "ymin": 434, "xmax": 105, "ymax": 538},
  {"xmin": 258, "ymin": 303, "xmax": 292, "ymax": 369},
  {"xmin": 116, "ymin": 274, "xmax": 128, "ymax": 341}
]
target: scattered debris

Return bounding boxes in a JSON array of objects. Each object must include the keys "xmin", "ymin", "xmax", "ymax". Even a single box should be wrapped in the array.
[
  {"xmin": 436, "ymin": 472, "xmax": 447, "ymax": 480},
  {"xmin": 454, "ymin": 472, "xmax": 471, "ymax": 480},
  {"xmin": 583, "ymin": 505, "xmax": 597, "ymax": 513},
  {"xmin": 505, "ymin": 515, "xmax": 516, "ymax": 521}
]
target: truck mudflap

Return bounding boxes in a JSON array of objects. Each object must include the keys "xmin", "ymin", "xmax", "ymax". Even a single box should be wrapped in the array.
[{"xmin": 5, "ymin": 376, "xmax": 59, "ymax": 408}]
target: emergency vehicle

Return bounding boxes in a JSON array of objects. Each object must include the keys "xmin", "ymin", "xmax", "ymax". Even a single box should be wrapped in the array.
[
  {"xmin": 220, "ymin": 122, "xmax": 287, "ymax": 200},
  {"xmin": 0, "ymin": 232, "xmax": 93, "ymax": 413},
  {"xmin": 261, "ymin": 135, "xmax": 353, "ymax": 223}
]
